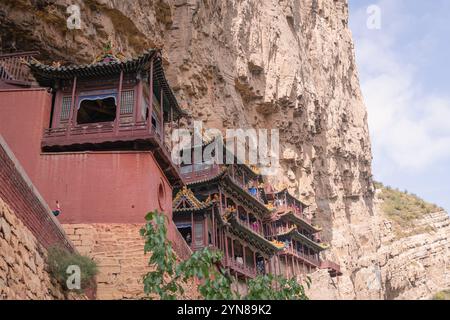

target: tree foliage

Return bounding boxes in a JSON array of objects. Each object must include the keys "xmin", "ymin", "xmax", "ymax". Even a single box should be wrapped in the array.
[{"xmin": 141, "ymin": 211, "xmax": 310, "ymax": 300}]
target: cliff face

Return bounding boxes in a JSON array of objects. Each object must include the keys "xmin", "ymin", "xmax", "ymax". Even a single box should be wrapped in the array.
[{"xmin": 1, "ymin": 0, "xmax": 448, "ymax": 299}]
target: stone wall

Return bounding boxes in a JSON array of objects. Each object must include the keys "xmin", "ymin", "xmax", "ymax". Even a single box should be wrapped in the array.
[
  {"xmin": 0, "ymin": 198, "xmax": 65, "ymax": 299},
  {"xmin": 63, "ymin": 223, "xmax": 198, "ymax": 300}
]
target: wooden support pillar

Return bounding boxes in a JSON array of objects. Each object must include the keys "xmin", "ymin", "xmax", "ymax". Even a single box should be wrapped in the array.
[
  {"xmin": 231, "ymin": 238, "xmax": 235, "ymax": 260},
  {"xmin": 190, "ymin": 212, "xmax": 194, "ymax": 250},
  {"xmin": 277, "ymin": 255, "xmax": 281, "ymax": 277},
  {"xmin": 169, "ymin": 105, "xmax": 174, "ymax": 148},
  {"xmin": 225, "ymin": 234, "xmax": 229, "ymax": 263},
  {"xmin": 115, "ymin": 70, "xmax": 124, "ymax": 135},
  {"xmin": 212, "ymin": 207, "xmax": 215, "ymax": 247},
  {"xmin": 135, "ymin": 75, "xmax": 143, "ymax": 122},
  {"xmin": 243, "ymin": 246, "xmax": 246, "ymax": 267},
  {"xmin": 148, "ymin": 59, "xmax": 154, "ymax": 130},
  {"xmin": 160, "ymin": 87, "xmax": 164, "ymax": 139},
  {"xmin": 285, "ymin": 255, "xmax": 288, "ymax": 278},
  {"xmin": 67, "ymin": 76, "xmax": 77, "ymax": 136},
  {"xmin": 253, "ymin": 251, "xmax": 257, "ymax": 274},
  {"xmin": 203, "ymin": 215, "xmax": 207, "ymax": 247}
]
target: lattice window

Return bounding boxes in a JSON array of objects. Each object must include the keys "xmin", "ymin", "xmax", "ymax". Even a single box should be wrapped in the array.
[
  {"xmin": 120, "ymin": 90, "xmax": 135, "ymax": 115},
  {"xmin": 60, "ymin": 96, "xmax": 72, "ymax": 121}
]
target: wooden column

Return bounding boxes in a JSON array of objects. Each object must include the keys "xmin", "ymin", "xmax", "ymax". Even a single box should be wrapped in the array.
[
  {"xmin": 190, "ymin": 212, "xmax": 194, "ymax": 250},
  {"xmin": 212, "ymin": 207, "xmax": 216, "ymax": 247},
  {"xmin": 203, "ymin": 215, "xmax": 207, "ymax": 247},
  {"xmin": 115, "ymin": 70, "xmax": 124, "ymax": 135},
  {"xmin": 225, "ymin": 234, "xmax": 229, "ymax": 263},
  {"xmin": 67, "ymin": 76, "xmax": 77, "ymax": 136},
  {"xmin": 148, "ymin": 60, "xmax": 153, "ymax": 130},
  {"xmin": 135, "ymin": 75, "xmax": 143, "ymax": 122},
  {"xmin": 253, "ymin": 251, "xmax": 256, "ymax": 274},
  {"xmin": 231, "ymin": 238, "xmax": 235, "ymax": 260},
  {"xmin": 160, "ymin": 88, "xmax": 164, "ymax": 139},
  {"xmin": 285, "ymin": 255, "xmax": 288, "ymax": 278},
  {"xmin": 170, "ymin": 105, "xmax": 174, "ymax": 148}
]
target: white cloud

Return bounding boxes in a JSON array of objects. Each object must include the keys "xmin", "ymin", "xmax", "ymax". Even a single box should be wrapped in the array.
[{"xmin": 352, "ymin": 1, "xmax": 450, "ymax": 172}]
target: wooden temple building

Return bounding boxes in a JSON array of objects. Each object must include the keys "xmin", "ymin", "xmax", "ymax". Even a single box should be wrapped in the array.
[{"xmin": 173, "ymin": 139, "xmax": 342, "ymax": 289}]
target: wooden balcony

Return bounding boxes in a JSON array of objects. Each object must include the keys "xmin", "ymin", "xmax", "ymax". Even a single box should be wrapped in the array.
[
  {"xmin": 235, "ymin": 214, "xmax": 266, "ymax": 239},
  {"xmin": 0, "ymin": 51, "xmax": 38, "ymax": 87},
  {"xmin": 42, "ymin": 121, "xmax": 183, "ymax": 186},
  {"xmin": 282, "ymin": 246, "xmax": 321, "ymax": 267},
  {"xmin": 320, "ymin": 260, "xmax": 342, "ymax": 277},
  {"xmin": 223, "ymin": 257, "xmax": 257, "ymax": 279}
]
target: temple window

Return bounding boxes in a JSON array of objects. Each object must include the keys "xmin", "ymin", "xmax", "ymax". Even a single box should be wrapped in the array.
[
  {"xmin": 60, "ymin": 96, "xmax": 72, "ymax": 121},
  {"xmin": 194, "ymin": 220, "xmax": 204, "ymax": 247},
  {"xmin": 77, "ymin": 93, "xmax": 117, "ymax": 124},
  {"xmin": 120, "ymin": 90, "xmax": 135, "ymax": 115}
]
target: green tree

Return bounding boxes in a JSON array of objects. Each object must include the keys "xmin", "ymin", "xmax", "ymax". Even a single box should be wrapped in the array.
[{"xmin": 141, "ymin": 211, "xmax": 310, "ymax": 300}]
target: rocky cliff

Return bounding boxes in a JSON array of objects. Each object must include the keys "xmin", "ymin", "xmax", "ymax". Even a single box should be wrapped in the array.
[{"xmin": 0, "ymin": 0, "xmax": 448, "ymax": 299}]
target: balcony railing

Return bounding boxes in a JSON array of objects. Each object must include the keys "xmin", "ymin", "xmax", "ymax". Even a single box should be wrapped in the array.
[
  {"xmin": 283, "ymin": 246, "xmax": 320, "ymax": 267},
  {"xmin": 167, "ymin": 221, "xmax": 193, "ymax": 261},
  {"xmin": 42, "ymin": 120, "xmax": 165, "ymax": 150},
  {"xmin": 235, "ymin": 213, "xmax": 265, "ymax": 238},
  {"xmin": 275, "ymin": 204, "xmax": 312, "ymax": 225},
  {"xmin": 228, "ymin": 173, "xmax": 265, "ymax": 204},
  {"xmin": 0, "ymin": 51, "xmax": 38, "ymax": 84},
  {"xmin": 320, "ymin": 260, "xmax": 342, "ymax": 275},
  {"xmin": 223, "ymin": 257, "xmax": 257, "ymax": 279}
]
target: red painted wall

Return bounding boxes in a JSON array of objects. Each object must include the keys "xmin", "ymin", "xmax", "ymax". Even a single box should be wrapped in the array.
[{"xmin": 0, "ymin": 88, "xmax": 172, "ymax": 225}]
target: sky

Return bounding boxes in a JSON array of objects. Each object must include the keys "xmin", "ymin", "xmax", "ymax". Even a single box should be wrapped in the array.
[{"xmin": 348, "ymin": 1, "xmax": 450, "ymax": 212}]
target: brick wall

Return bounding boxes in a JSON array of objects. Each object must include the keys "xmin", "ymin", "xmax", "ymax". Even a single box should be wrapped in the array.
[
  {"xmin": 63, "ymin": 223, "xmax": 199, "ymax": 300},
  {"xmin": 0, "ymin": 136, "xmax": 73, "ymax": 251},
  {"xmin": 0, "ymin": 198, "xmax": 66, "ymax": 299}
]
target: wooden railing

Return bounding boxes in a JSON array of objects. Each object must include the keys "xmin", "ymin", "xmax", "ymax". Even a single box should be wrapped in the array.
[
  {"xmin": 223, "ymin": 256, "xmax": 257, "ymax": 278},
  {"xmin": 42, "ymin": 120, "xmax": 166, "ymax": 150},
  {"xmin": 283, "ymin": 246, "xmax": 320, "ymax": 267},
  {"xmin": 235, "ymin": 214, "xmax": 265, "ymax": 238},
  {"xmin": 275, "ymin": 204, "xmax": 312, "ymax": 225},
  {"xmin": 228, "ymin": 173, "xmax": 265, "ymax": 203},
  {"xmin": 320, "ymin": 260, "xmax": 341, "ymax": 274},
  {"xmin": 167, "ymin": 221, "xmax": 192, "ymax": 261},
  {"xmin": 0, "ymin": 51, "xmax": 38, "ymax": 83}
]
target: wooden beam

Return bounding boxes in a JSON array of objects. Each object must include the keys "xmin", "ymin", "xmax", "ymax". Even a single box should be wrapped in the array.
[
  {"xmin": 67, "ymin": 76, "xmax": 77, "ymax": 137},
  {"xmin": 148, "ymin": 58, "xmax": 153, "ymax": 131},
  {"xmin": 115, "ymin": 70, "xmax": 124, "ymax": 135}
]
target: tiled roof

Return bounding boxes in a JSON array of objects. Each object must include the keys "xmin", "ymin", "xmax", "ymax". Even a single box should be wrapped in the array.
[
  {"xmin": 28, "ymin": 49, "xmax": 186, "ymax": 118},
  {"xmin": 173, "ymin": 186, "xmax": 213, "ymax": 213}
]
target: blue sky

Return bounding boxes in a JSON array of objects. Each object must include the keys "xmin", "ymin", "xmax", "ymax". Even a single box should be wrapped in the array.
[{"xmin": 348, "ymin": 1, "xmax": 450, "ymax": 212}]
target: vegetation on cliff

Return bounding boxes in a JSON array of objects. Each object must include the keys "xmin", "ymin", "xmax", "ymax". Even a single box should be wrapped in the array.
[
  {"xmin": 432, "ymin": 290, "xmax": 450, "ymax": 300},
  {"xmin": 140, "ymin": 211, "xmax": 310, "ymax": 300},
  {"xmin": 375, "ymin": 182, "xmax": 441, "ymax": 238},
  {"xmin": 47, "ymin": 246, "xmax": 98, "ymax": 294}
]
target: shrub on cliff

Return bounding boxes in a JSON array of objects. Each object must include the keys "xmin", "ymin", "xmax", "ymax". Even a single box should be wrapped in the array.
[
  {"xmin": 140, "ymin": 211, "xmax": 310, "ymax": 300},
  {"xmin": 47, "ymin": 246, "xmax": 98, "ymax": 294}
]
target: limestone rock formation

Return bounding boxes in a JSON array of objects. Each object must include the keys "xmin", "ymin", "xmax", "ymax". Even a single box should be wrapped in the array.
[{"xmin": 1, "ymin": 0, "xmax": 448, "ymax": 299}]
